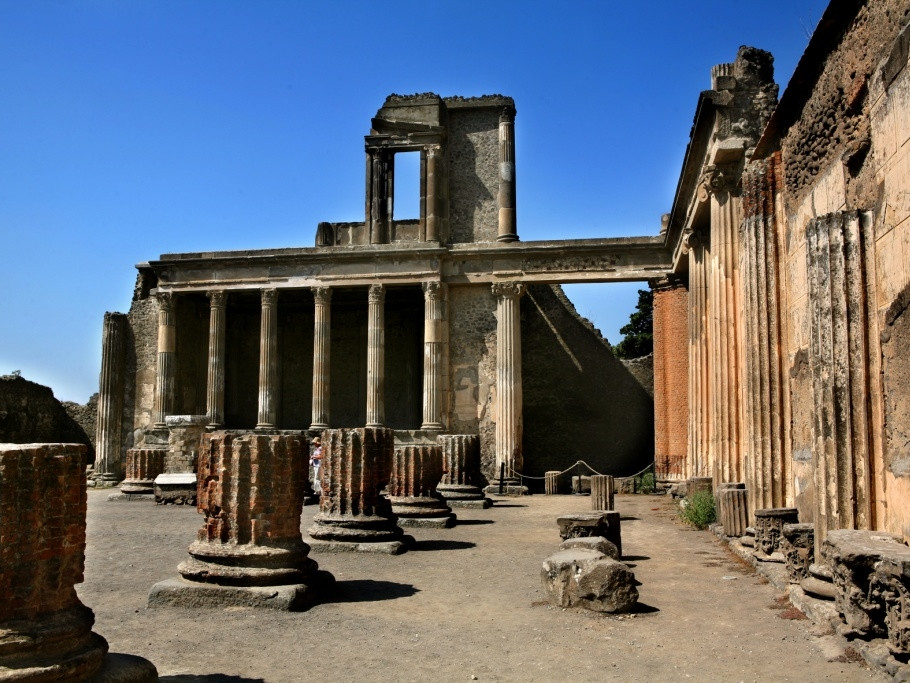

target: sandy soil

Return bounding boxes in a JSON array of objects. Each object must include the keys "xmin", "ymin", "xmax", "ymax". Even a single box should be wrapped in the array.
[{"xmin": 78, "ymin": 491, "xmax": 884, "ymax": 682}]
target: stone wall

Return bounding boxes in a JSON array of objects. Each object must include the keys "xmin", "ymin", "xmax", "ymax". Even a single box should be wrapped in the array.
[
  {"xmin": 125, "ymin": 274, "xmax": 159, "ymax": 446},
  {"xmin": 62, "ymin": 392, "xmax": 98, "ymax": 450},
  {"xmin": 0, "ymin": 375, "xmax": 94, "ymax": 459},
  {"xmin": 621, "ymin": 354, "xmax": 654, "ymax": 399}
]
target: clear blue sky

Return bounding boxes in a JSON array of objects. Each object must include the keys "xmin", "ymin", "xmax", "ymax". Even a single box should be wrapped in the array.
[{"xmin": 0, "ymin": 0, "xmax": 829, "ymax": 403}]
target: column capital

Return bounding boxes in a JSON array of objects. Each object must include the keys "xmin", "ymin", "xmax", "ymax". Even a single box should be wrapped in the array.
[
  {"xmin": 312, "ymin": 286, "xmax": 332, "ymax": 305},
  {"xmin": 368, "ymin": 283, "xmax": 386, "ymax": 304},
  {"xmin": 649, "ymin": 275, "xmax": 687, "ymax": 292},
  {"xmin": 156, "ymin": 291, "xmax": 174, "ymax": 311},
  {"xmin": 207, "ymin": 290, "xmax": 226, "ymax": 307},
  {"xmin": 491, "ymin": 282, "xmax": 525, "ymax": 300},
  {"xmin": 261, "ymin": 288, "xmax": 278, "ymax": 306},
  {"xmin": 697, "ymin": 163, "xmax": 739, "ymax": 201},
  {"xmin": 423, "ymin": 281, "xmax": 446, "ymax": 301}
]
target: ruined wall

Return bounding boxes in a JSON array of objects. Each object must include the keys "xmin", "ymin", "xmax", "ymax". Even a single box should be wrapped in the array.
[
  {"xmin": 652, "ymin": 283, "xmax": 688, "ymax": 479},
  {"xmin": 446, "ymin": 100, "xmax": 501, "ymax": 244},
  {"xmin": 0, "ymin": 375, "xmax": 94, "ymax": 458},
  {"xmin": 621, "ymin": 354, "xmax": 654, "ymax": 399},
  {"xmin": 62, "ymin": 393, "xmax": 98, "ymax": 451},
  {"xmin": 521, "ymin": 285, "xmax": 654, "ymax": 486},
  {"xmin": 124, "ymin": 278, "xmax": 159, "ymax": 448}
]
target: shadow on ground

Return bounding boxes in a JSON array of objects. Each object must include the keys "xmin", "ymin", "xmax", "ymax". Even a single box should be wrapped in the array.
[
  {"xmin": 160, "ymin": 676, "xmax": 265, "ymax": 682},
  {"xmin": 454, "ymin": 519, "xmax": 494, "ymax": 526},
  {"xmin": 331, "ymin": 579, "xmax": 419, "ymax": 602},
  {"xmin": 411, "ymin": 539, "xmax": 476, "ymax": 551}
]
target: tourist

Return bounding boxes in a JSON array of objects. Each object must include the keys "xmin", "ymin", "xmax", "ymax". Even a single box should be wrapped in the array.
[{"xmin": 310, "ymin": 436, "xmax": 323, "ymax": 492}]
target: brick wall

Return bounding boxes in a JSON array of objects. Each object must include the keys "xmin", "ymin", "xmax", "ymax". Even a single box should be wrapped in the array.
[{"xmin": 652, "ymin": 283, "xmax": 688, "ymax": 479}]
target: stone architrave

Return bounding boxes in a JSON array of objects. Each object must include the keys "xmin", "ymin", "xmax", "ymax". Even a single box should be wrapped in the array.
[
  {"xmin": 544, "ymin": 471, "xmax": 559, "ymax": 495},
  {"xmin": 307, "ymin": 427, "xmax": 408, "ymax": 554},
  {"xmin": 590, "ymin": 475, "xmax": 615, "ymax": 511},
  {"xmin": 753, "ymin": 507, "xmax": 799, "ymax": 558},
  {"xmin": 0, "ymin": 444, "xmax": 157, "ymax": 680},
  {"xmin": 149, "ymin": 432, "xmax": 332, "ymax": 611},
  {"xmin": 436, "ymin": 434, "xmax": 491, "ymax": 508},
  {"xmin": 119, "ymin": 448, "xmax": 166, "ymax": 496},
  {"xmin": 557, "ymin": 511, "xmax": 622, "ymax": 558},
  {"xmin": 716, "ymin": 482, "xmax": 748, "ymax": 537},
  {"xmin": 388, "ymin": 444, "xmax": 455, "ymax": 528},
  {"xmin": 93, "ymin": 311, "xmax": 127, "ymax": 486},
  {"xmin": 154, "ymin": 414, "xmax": 207, "ymax": 505}
]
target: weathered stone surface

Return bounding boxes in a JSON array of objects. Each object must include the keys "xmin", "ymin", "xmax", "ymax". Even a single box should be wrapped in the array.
[
  {"xmin": 120, "ymin": 447, "xmax": 165, "ymax": 494},
  {"xmin": 688, "ymin": 477, "xmax": 713, "ymax": 496},
  {"xmin": 781, "ymin": 522, "xmax": 815, "ymax": 583},
  {"xmin": 753, "ymin": 507, "xmax": 798, "ymax": 556},
  {"xmin": 436, "ymin": 434, "xmax": 491, "ymax": 507},
  {"xmin": 541, "ymin": 549, "xmax": 638, "ymax": 613},
  {"xmin": 557, "ymin": 511, "xmax": 622, "ymax": 558},
  {"xmin": 571, "ymin": 475, "xmax": 591, "ymax": 494},
  {"xmin": 0, "ymin": 375, "xmax": 94, "ymax": 456},
  {"xmin": 716, "ymin": 483, "xmax": 748, "ymax": 538},
  {"xmin": 590, "ymin": 475, "xmax": 614, "ymax": 511},
  {"xmin": 308, "ymin": 427, "xmax": 406, "ymax": 551},
  {"xmin": 801, "ymin": 576, "xmax": 837, "ymax": 601},
  {"xmin": 388, "ymin": 444, "xmax": 455, "ymax": 528},
  {"xmin": 560, "ymin": 535, "xmax": 619, "ymax": 560},
  {"xmin": 544, "ymin": 470, "xmax": 559, "ymax": 495},
  {"xmin": 153, "ymin": 472, "xmax": 197, "ymax": 506}
]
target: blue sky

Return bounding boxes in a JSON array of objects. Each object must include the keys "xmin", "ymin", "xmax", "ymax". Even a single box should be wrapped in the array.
[{"xmin": 0, "ymin": 0, "xmax": 829, "ymax": 403}]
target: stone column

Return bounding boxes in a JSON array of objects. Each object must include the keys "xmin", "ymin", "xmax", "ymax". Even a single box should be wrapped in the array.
[
  {"xmin": 716, "ymin": 482, "xmax": 748, "ymax": 538},
  {"xmin": 120, "ymin": 448, "xmax": 166, "ymax": 495},
  {"xmin": 93, "ymin": 311, "xmax": 127, "ymax": 485},
  {"xmin": 307, "ymin": 427, "xmax": 407, "ymax": 554},
  {"xmin": 154, "ymin": 291, "xmax": 176, "ymax": 427},
  {"xmin": 421, "ymin": 282, "xmax": 446, "ymax": 431},
  {"xmin": 591, "ymin": 475, "xmax": 615, "ymax": 511},
  {"xmin": 497, "ymin": 107, "xmax": 518, "ymax": 242},
  {"xmin": 256, "ymin": 288, "xmax": 279, "ymax": 430},
  {"xmin": 366, "ymin": 284, "xmax": 385, "ymax": 428},
  {"xmin": 436, "ymin": 434, "xmax": 491, "ymax": 508},
  {"xmin": 150, "ymin": 432, "xmax": 331, "ymax": 611},
  {"xmin": 310, "ymin": 286, "xmax": 332, "ymax": 430},
  {"xmin": 425, "ymin": 145, "xmax": 441, "ymax": 242},
  {"xmin": 388, "ymin": 444, "xmax": 455, "ymax": 528},
  {"xmin": 0, "ymin": 444, "xmax": 157, "ymax": 679},
  {"xmin": 492, "ymin": 282, "xmax": 525, "ymax": 480},
  {"xmin": 544, "ymin": 471, "xmax": 559, "ymax": 495},
  {"xmin": 685, "ymin": 229, "xmax": 709, "ymax": 479},
  {"xmin": 206, "ymin": 290, "xmax": 226, "ymax": 428}
]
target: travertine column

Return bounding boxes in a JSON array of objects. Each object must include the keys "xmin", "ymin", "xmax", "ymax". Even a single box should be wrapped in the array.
[
  {"xmin": 716, "ymin": 482, "xmax": 748, "ymax": 537},
  {"xmin": 436, "ymin": 434, "xmax": 490, "ymax": 508},
  {"xmin": 388, "ymin": 444, "xmax": 454, "ymax": 528},
  {"xmin": 0, "ymin": 444, "xmax": 155, "ymax": 679},
  {"xmin": 425, "ymin": 145, "xmax": 441, "ymax": 242},
  {"xmin": 256, "ymin": 288, "xmax": 279, "ymax": 430},
  {"xmin": 206, "ymin": 290, "xmax": 226, "ymax": 428},
  {"xmin": 154, "ymin": 291, "xmax": 176, "ymax": 427},
  {"xmin": 591, "ymin": 475, "xmax": 615, "ymax": 511},
  {"xmin": 544, "ymin": 471, "xmax": 559, "ymax": 495},
  {"xmin": 497, "ymin": 107, "xmax": 518, "ymax": 242},
  {"xmin": 93, "ymin": 311, "xmax": 127, "ymax": 485},
  {"xmin": 149, "ymin": 432, "xmax": 330, "ymax": 611},
  {"xmin": 366, "ymin": 284, "xmax": 385, "ymax": 428},
  {"xmin": 310, "ymin": 286, "xmax": 332, "ymax": 430},
  {"xmin": 422, "ymin": 282, "xmax": 446, "ymax": 430},
  {"xmin": 308, "ymin": 427, "xmax": 406, "ymax": 553},
  {"xmin": 685, "ymin": 229, "xmax": 709, "ymax": 479},
  {"xmin": 492, "ymin": 282, "xmax": 525, "ymax": 476}
]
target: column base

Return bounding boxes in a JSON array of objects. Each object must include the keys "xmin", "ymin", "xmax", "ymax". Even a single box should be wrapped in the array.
[
  {"xmin": 147, "ymin": 574, "xmax": 333, "ymax": 611},
  {"xmin": 90, "ymin": 473, "xmax": 121, "ymax": 488},
  {"xmin": 92, "ymin": 653, "xmax": 158, "ymax": 682},
  {"xmin": 448, "ymin": 498, "xmax": 493, "ymax": 509},
  {"xmin": 419, "ymin": 422, "xmax": 444, "ymax": 431},
  {"xmin": 307, "ymin": 538, "xmax": 411, "ymax": 555}
]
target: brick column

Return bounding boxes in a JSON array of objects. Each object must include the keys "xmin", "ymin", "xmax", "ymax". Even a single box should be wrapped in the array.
[
  {"xmin": 121, "ymin": 448, "xmax": 166, "ymax": 495},
  {"xmin": 388, "ymin": 444, "xmax": 454, "ymax": 528},
  {"xmin": 307, "ymin": 427, "xmax": 407, "ymax": 553},
  {"xmin": 492, "ymin": 282, "xmax": 525, "ymax": 480},
  {"xmin": 149, "ymin": 432, "xmax": 331, "ymax": 611},
  {"xmin": 685, "ymin": 230, "xmax": 709, "ymax": 479},
  {"xmin": 436, "ymin": 434, "xmax": 491, "ymax": 508},
  {"xmin": 206, "ymin": 290, "xmax": 226, "ymax": 428},
  {"xmin": 366, "ymin": 284, "xmax": 385, "ymax": 428},
  {"xmin": 256, "ymin": 288, "xmax": 279, "ymax": 430},
  {"xmin": 421, "ymin": 281, "xmax": 446, "ymax": 431},
  {"xmin": 93, "ymin": 311, "xmax": 127, "ymax": 485},
  {"xmin": 310, "ymin": 286, "xmax": 332, "ymax": 430},
  {"xmin": 153, "ymin": 291, "xmax": 176, "ymax": 427}
]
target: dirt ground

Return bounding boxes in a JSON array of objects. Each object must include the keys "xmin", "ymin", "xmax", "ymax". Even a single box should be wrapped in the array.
[{"xmin": 79, "ymin": 490, "xmax": 884, "ymax": 682}]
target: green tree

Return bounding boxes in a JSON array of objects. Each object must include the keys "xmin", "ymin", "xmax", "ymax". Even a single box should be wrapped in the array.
[{"xmin": 613, "ymin": 289, "xmax": 653, "ymax": 359}]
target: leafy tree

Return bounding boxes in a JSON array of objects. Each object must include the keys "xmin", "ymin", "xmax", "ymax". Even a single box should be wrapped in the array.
[{"xmin": 613, "ymin": 289, "xmax": 653, "ymax": 359}]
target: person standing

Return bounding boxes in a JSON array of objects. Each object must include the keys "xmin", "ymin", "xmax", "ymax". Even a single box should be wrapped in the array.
[{"xmin": 310, "ymin": 436, "xmax": 323, "ymax": 493}]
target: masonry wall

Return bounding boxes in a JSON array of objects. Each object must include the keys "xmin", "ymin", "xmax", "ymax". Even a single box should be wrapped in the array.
[
  {"xmin": 124, "ymin": 280, "xmax": 159, "ymax": 447},
  {"xmin": 652, "ymin": 284, "xmax": 688, "ymax": 479}
]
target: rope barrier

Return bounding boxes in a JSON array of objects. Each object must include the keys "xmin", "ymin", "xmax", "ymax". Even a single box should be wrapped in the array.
[{"xmin": 504, "ymin": 461, "xmax": 655, "ymax": 482}]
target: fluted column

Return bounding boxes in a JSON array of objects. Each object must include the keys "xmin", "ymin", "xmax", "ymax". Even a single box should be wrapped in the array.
[
  {"xmin": 492, "ymin": 281, "xmax": 525, "ymax": 475},
  {"xmin": 388, "ymin": 444, "xmax": 454, "ymax": 527},
  {"xmin": 422, "ymin": 282, "xmax": 446, "ymax": 430},
  {"xmin": 685, "ymin": 229, "xmax": 709, "ymax": 479},
  {"xmin": 425, "ymin": 145, "xmax": 441, "ymax": 242},
  {"xmin": 366, "ymin": 284, "xmax": 385, "ymax": 428},
  {"xmin": 94, "ymin": 311, "xmax": 126, "ymax": 484},
  {"xmin": 154, "ymin": 292, "xmax": 176, "ymax": 427},
  {"xmin": 256, "ymin": 288, "xmax": 278, "ymax": 430},
  {"xmin": 310, "ymin": 286, "xmax": 332, "ymax": 430},
  {"xmin": 206, "ymin": 290, "xmax": 226, "ymax": 428},
  {"xmin": 497, "ymin": 107, "xmax": 518, "ymax": 242}
]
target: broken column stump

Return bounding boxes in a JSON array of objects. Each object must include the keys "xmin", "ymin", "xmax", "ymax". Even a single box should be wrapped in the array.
[
  {"xmin": 557, "ymin": 511, "xmax": 622, "ymax": 558},
  {"xmin": 308, "ymin": 427, "xmax": 409, "ymax": 554},
  {"xmin": 753, "ymin": 507, "xmax": 799, "ymax": 559},
  {"xmin": 571, "ymin": 475, "xmax": 591, "ymax": 494},
  {"xmin": 544, "ymin": 470, "xmax": 559, "ymax": 495},
  {"xmin": 716, "ymin": 482, "xmax": 748, "ymax": 537},
  {"xmin": 436, "ymin": 434, "xmax": 491, "ymax": 508},
  {"xmin": 541, "ymin": 548, "xmax": 638, "ymax": 613},
  {"xmin": 388, "ymin": 444, "xmax": 455, "ymax": 528},
  {"xmin": 590, "ymin": 475, "xmax": 615, "ymax": 510},
  {"xmin": 149, "ymin": 432, "xmax": 332, "ymax": 611},
  {"xmin": 780, "ymin": 522, "xmax": 815, "ymax": 583},
  {"xmin": 118, "ymin": 447, "xmax": 166, "ymax": 498},
  {"xmin": 154, "ymin": 414, "xmax": 207, "ymax": 505},
  {"xmin": 688, "ymin": 476, "xmax": 713, "ymax": 496},
  {"xmin": 0, "ymin": 444, "xmax": 157, "ymax": 680}
]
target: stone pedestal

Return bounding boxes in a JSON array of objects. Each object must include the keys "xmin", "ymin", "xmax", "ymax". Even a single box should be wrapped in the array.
[
  {"xmin": 149, "ymin": 432, "xmax": 331, "ymax": 611},
  {"xmin": 388, "ymin": 444, "xmax": 455, "ymax": 528},
  {"xmin": 544, "ymin": 471, "xmax": 559, "ymax": 495},
  {"xmin": 119, "ymin": 448, "xmax": 166, "ymax": 496},
  {"xmin": 753, "ymin": 507, "xmax": 799, "ymax": 558},
  {"xmin": 781, "ymin": 522, "xmax": 814, "ymax": 583},
  {"xmin": 308, "ymin": 428, "xmax": 408, "ymax": 554},
  {"xmin": 572, "ymin": 475, "xmax": 591, "ymax": 494},
  {"xmin": 154, "ymin": 414, "xmax": 206, "ymax": 505},
  {"xmin": 0, "ymin": 444, "xmax": 157, "ymax": 680},
  {"xmin": 716, "ymin": 482, "xmax": 748, "ymax": 537},
  {"xmin": 557, "ymin": 511, "xmax": 622, "ymax": 558},
  {"xmin": 590, "ymin": 475, "xmax": 615, "ymax": 510},
  {"xmin": 688, "ymin": 476, "xmax": 713, "ymax": 496},
  {"xmin": 436, "ymin": 434, "xmax": 491, "ymax": 508}
]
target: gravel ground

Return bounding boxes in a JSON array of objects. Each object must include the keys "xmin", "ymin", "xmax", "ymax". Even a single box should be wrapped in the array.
[{"xmin": 78, "ymin": 490, "xmax": 884, "ymax": 682}]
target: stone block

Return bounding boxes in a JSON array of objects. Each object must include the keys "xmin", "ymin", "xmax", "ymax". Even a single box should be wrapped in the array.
[
  {"xmin": 560, "ymin": 535, "xmax": 619, "ymax": 560},
  {"xmin": 154, "ymin": 472, "xmax": 197, "ymax": 505},
  {"xmin": 571, "ymin": 475, "xmax": 591, "ymax": 494},
  {"xmin": 388, "ymin": 444, "xmax": 455, "ymax": 528},
  {"xmin": 541, "ymin": 549, "xmax": 638, "ymax": 613},
  {"xmin": 715, "ymin": 483, "xmax": 748, "ymax": 537},
  {"xmin": 556, "ymin": 511, "xmax": 622, "ymax": 558},
  {"xmin": 753, "ymin": 507, "xmax": 799, "ymax": 557},
  {"xmin": 781, "ymin": 522, "xmax": 815, "ymax": 583},
  {"xmin": 120, "ymin": 447, "xmax": 165, "ymax": 495},
  {"xmin": 590, "ymin": 475, "xmax": 615, "ymax": 510},
  {"xmin": 544, "ymin": 470, "xmax": 560, "ymax": 495}
]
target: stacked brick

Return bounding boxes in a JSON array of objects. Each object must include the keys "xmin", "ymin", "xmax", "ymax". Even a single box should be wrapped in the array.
[
  {"xmin": 651, "ymin": 281, "xmax": 688, "ymax": 480},
  {"xmin": 436, "ymin": 434, "xmax": 490, "ymax": 508},
  {"xmin": 120, "ymin": 447, "xmax": 166, "ymax": 494},
  {"xmin": 388, "ymin": 444, "xmax": 455, "ymax": 527}
]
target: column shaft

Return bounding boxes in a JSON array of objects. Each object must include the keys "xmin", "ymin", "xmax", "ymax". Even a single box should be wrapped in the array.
[
  {"xmin": 311, "ymin": 287, "xmax": 332, "ymax": 430},
  {"xmin": 206, "ymin": 290, "xmax": 226, "ymax": 428},
  {"xmin": 154, "ymin": 292, "xmax": 176, "ymax": 427},
  {"xmin": 497, "ymin": 108, "xmax": 518, "ymax": 242},
  {"xmin": 425, "ymin": 145, "xmax": 440, "ymax": 242},
  {"xmin": 94, "ymin": 311, "xmax": 126, "ymax": 483},
  {"xmin": 422, "ymin": 282, "xmax": 446, "ymax": 430},
  {"xmin": 256, "ymin": 288, "xmax": 278, "ymax": 430},
  {"xmin": 366, "ymin": 284, "xmax": 385, "ymax": 428},
  {"xmin": 492, "ymin": 282, "xmax": 525, "ymax": 473}
]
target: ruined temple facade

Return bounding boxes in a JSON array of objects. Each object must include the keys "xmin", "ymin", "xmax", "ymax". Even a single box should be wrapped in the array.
[
  {"xmin": 655, "ymin": 0, "xmax": 910, "ymax": 545},
  {"xmin": 95, "ymin": 94, "xmax": 654, "ymax": 489}
]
